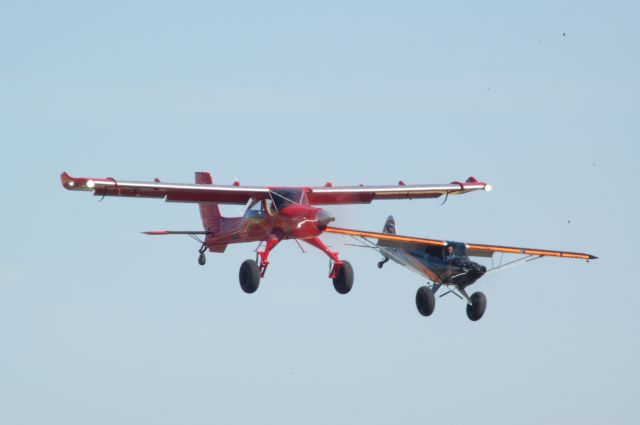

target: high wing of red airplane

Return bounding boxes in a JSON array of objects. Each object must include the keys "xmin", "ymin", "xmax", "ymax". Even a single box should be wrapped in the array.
[
  {"xmin": 61, "ymin": 172, "xmax": 491, "ymax": 296},
  {"xmin": 60, "ymin": 172, "xmax": 490, "ymax": 204},
  {"xmin": 325, "ymin": 218, "xmax": 596, "ymax": 320}
]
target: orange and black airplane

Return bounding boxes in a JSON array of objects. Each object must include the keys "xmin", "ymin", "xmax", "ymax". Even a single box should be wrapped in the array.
[{"xmin": 326, "ymin": 216, "xmax": 596, "ymax": 321}]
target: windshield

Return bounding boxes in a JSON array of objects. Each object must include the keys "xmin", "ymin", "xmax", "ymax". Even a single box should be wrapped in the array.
[
  {"xmin": 271, "ymin": 189, "xmax": 306, "ymax": 210},
  {"xmin": 443, "ymin": 242, "xmax": 468, "ymax": 260}
]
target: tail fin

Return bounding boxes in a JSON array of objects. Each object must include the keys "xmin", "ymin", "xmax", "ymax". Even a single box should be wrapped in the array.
[
  {"xmin": 195, "ymin": 172, "xmax": 223, "ymax": 234},
  {"xmin": 377, "ymin": 215, "xmax": 396, "ymax": 268},
  {"xmin": 382, "ymin": 215, "xmax": 396, "ymax": 234}
]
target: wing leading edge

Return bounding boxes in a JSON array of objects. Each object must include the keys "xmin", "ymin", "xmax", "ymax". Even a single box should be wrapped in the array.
[
  {"xmin": 325, "ymin": 226, "xmax": 597, "ymax": 261},
  {"xmin": 61, "ymin": 172, "xmax": 491, "ymax": 205}
]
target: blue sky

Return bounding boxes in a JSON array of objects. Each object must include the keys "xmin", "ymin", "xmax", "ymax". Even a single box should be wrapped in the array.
[{"xmin": 1, "ymin": 1, "xmax": 638, "ymax": 424}]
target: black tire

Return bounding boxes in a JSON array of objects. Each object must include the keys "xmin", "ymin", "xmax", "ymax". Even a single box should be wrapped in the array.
[
  {"xmin": 466, "ymin": 291, "xmax": 487, "ymax": 321},
  {"xmin": 332, "ymin": 260, "xmax": 354, "ymax": 294},
  {"xmin": 198, "ymin": 253, "xmax": 206, "ymax": 266},
  {"xmin": 415, "ymin": 286, "xmax": 436, "ymax": 317},
  {"xmin": 239, "ymin": 259, "xmax": 260, "ymax": 294}
]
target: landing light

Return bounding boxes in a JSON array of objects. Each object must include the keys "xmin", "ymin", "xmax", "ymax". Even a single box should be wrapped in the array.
[
  {"xmin": 484, "ymin": 184, "xmax": 492, "ymax": 192},
  {"xmin": 87, "ymin": 179, "xmax": 95, "ymax": 188}
]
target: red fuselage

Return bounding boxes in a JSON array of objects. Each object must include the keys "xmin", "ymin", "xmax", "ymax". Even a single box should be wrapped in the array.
[{"xmin": 205, "ymin": 199, "xmax": 334, "ymax": 249}]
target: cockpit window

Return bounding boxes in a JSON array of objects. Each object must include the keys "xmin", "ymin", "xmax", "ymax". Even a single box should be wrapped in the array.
[
  {"xmin": 443, "ymin": 242, "xmax": 468, "ymax": 260},
  {"xmin": 270, "ymin": 189, "xmax": 306, "ymax": 210},
  {"xmin": 245, "ymin": 199, "xmax": 264, "ymax": 215}
]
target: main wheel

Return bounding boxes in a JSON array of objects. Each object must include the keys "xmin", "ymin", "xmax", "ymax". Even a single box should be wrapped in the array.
[
  {"xmin": 415, "ymin": 286, "xmax": 436, "ymax": 316},
  {"xmin": 332, "ymin": 260, "xmax": 354, "ymax": 294},
  {"xmin": 239, "ymin": 259, "xmax": 260, "ymax": 294},
  {"xmin": 198, "ymin": 253, "xmax": 206, "ymax": 266},
  {"xmin": 466, "ymin": 291, "xmax": 487, "ymax": 321}
]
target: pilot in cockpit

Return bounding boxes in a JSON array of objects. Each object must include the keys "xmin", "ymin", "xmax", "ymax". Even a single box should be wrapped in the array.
[{"xmin": 445, "ymin": 245, "xmax": 456, "ymax": 263}]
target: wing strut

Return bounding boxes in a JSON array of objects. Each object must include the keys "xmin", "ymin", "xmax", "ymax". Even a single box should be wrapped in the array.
[{"xmin": 485, "ymin": 254, "xmax": 543, "ymax": 275}]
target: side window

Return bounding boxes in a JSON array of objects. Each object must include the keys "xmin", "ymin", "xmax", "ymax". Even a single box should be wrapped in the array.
[
  {"xmin": 263, "ymin": 199, "xmax": 276, "ymax": 216},
  {"xmin": 245, "ymin": 199, "xmax": 264, "ymax": 217}
]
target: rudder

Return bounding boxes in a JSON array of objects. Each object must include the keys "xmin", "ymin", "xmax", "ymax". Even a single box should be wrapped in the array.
[{"xmin": 195, "ymin": 171, "xmax": 223, "ymax": 234}]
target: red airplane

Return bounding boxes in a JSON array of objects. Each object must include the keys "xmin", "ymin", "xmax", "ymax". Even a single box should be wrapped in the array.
[{"xmin": 61, "ymin": 171, "xmax": 490, "ymax": 294}]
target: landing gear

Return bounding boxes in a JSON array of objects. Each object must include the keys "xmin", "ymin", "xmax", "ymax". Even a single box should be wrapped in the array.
[
  {"xmin": 303, "ymin": 237, "xmax": 355, "ymax": 295},
  {"xmin": 236, "ymin": 235, "xmax": 355, "ymax": 295},
  {"xmin": 239, "ymin": 259, "xmax": 260, "ymax": 294},
  {"xmin": 197, "ymin": 241, "xmax": 207, "ymax": 266},
  {"xmin": 415, "ymin": 286, "xmax": 435, "ymax": 316},
  {"xmin": 257, "ymin": 237, "xmax": 281, "ymax": 277},
  {"xmin": 378, "ymin": 257, "xmax": 389, "ymax": 269},
  {"xmin": 466, "ymin": 291, "xmax": 487, "ymax": 321},
  {"xmin": 332, "ymin": 260, "xmax": 354, "ymax": 294}
]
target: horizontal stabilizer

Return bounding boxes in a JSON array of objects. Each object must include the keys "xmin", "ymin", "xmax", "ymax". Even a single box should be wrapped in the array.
[{"xmin": 143, "ymin": 231, "xmax": 210, "ymax": 235}]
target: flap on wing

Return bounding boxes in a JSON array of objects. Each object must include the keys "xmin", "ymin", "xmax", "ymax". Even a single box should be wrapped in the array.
[
  {"xmin": 306, "ymin": 177, "xmax": 491, "ymax": 204},
  {"xmin": 325, "ymin": 227, "xmax": 597, "ymax": 261},
  {"xmin": 61, "ymin": 172, "xmax": 269, "ymax": 205},
  {"xmin": 465, "ymin": 243, "xmax": 597, "ymax": 260}
]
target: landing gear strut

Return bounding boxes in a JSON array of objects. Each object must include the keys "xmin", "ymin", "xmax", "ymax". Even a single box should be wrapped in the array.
[
  {"xmin": 256, "ymin": 237, "xmax": 281, "ymax": 277},
  {"xmin": 238, "ymin": 237, "xmax": 281, "ymax": 294},
  {"xmin": 197, "ymin": 243, "xmax": 207, "ymax": 266},
  {"xmin": 303, "ymin": 237, "xmax": 354, "ymax": 294}
]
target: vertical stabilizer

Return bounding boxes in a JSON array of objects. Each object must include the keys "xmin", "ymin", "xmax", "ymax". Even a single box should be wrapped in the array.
[
  {"xmin": 195, "ymin": 171, "xmax": 223, "ymax": 234},
  {"xmin": 377, "ymin": 215, "xmax": 396, "ymax": 268},
  {"xmin": 383, "ymin": 215, "xmax": 396, "ymax": 234}
]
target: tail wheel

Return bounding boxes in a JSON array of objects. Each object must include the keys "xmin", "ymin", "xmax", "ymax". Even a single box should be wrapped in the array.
[
  {"xmin": 415, "ymin": 286, "xmax": 436, "ymax": 316},
  {"xmin": 198, "ymin": 253, "xmax": 206, "ymax": 266},
  {"xmin": 466, "ymin": 291, "xmax": 487, "ymax": 321},
  {"xmin": 332, "ymin": 260, "xmax": 354, "ymax": 294},
  {"xmin": 239, "ymin": 259, "xmax": 260, "ymax": 294}
]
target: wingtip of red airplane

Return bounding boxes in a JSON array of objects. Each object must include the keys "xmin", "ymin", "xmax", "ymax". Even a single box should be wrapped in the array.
[
  {"xmin": 60, "ymin": 172, "xmax": 97, "ymax": 191},
  {"xmin": 452, "ymin": 176, "xmax": 492, "ymax": 192},
  {"xmin": 60, "ymin": 171, "xmax": 74, "ymax": 189}
]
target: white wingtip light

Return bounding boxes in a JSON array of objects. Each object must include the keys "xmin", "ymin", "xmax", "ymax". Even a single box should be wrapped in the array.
[
  {"xmin": 87, "ymin": 179, "xmax": 95, "ymax": 188},
  {"xmin": 484, "ymin": 184, "xmax": 492, "ymax": 192}
]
